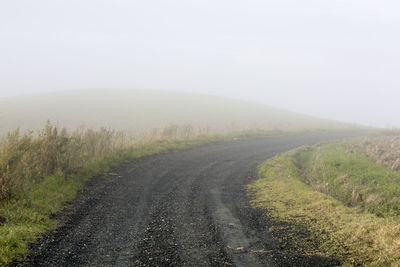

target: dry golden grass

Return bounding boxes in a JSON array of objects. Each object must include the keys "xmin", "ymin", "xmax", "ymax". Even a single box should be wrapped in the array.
[
  {"xmin": 364, "ymin": 135, "xmax": 400, "ymax": 171},
  {"xmin": 0, "ymin": 122, "xmax": 207, "ymax": 201}
]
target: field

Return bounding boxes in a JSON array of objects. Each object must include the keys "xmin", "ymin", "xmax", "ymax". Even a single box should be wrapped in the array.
[
  {"xmin": 0, "ymin": 89, "xmax": 355, "ymax": 137},
  {"xmin": 248, "ymin": 132, "xmax": 400, "ymax": 265}
]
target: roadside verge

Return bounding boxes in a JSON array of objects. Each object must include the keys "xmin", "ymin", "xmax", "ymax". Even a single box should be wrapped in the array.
[{"xmin": 248, "ymin": 136, "xmax": 400, "ymax": 266}]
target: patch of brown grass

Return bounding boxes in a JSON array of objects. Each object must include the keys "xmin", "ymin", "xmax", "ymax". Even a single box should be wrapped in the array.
[
  {"xmin": 364, "ymin": 135, "xmax": 400, "ymax": 171},
  {"xmin": 0, "ymin": 122, "xmax": 208, "ymax": 201}
]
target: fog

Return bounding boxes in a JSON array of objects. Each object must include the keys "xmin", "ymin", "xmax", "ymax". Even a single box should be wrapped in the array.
[{"xmin": 1, "ymin": 0, "xmax": 399, "ymax": 128}]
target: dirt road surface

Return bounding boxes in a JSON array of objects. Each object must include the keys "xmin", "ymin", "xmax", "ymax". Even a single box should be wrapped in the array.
[{"xmin": 15, "ymin": 132, "xmax": 364, "ymax": 266}]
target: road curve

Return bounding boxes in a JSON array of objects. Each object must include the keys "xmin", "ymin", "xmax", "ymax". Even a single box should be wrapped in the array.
[{"xmin": 15, "ymin": 132, "xmax": 363, "ymax": 267}]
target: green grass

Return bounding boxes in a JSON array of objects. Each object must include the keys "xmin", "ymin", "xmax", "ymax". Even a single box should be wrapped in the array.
[
  {"xmin": 248, "ymin": 141, "xmax": 400, "ymax": 266},
  {"xmin": 296, "ymin": 141, "xmax": 400, "ymax": 217}
]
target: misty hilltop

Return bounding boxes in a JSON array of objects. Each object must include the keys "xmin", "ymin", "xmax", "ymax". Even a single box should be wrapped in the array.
[{"xmin": 0, "ymin": 90, "xmax": 355, "ymax": 136}]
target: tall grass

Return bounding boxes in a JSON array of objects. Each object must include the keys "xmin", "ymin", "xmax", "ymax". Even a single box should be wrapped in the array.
[
  {"xmin": 364, "ymin": 135, "xmax": 400, "ymax": 171},
  {"xmin": 0, "ymin": 122, "xmax": 205, "ymax": 202},
  {"xmin": 0, "ymin": 123, "xmax": 121, "ymax": 201}
]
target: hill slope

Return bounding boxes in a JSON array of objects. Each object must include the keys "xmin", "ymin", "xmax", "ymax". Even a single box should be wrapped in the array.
[{"xmin": 0, "ymin": 90, "xmax": 353, "ymax": 136}]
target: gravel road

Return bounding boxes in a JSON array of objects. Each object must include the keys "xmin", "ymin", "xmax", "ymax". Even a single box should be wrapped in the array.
[{"xmin": 15, "ymin": 132, "xmax": 364, "ymax": 267}]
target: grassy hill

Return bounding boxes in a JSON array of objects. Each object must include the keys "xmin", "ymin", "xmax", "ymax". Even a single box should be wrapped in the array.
[{"xmin": 0, "ymin": 89, "xmax": 354, "ymax": 136}]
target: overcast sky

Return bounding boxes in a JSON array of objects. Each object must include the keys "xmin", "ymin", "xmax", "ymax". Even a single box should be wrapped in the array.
[{"xmin": 1, "ymin": 0, "xmax": 399, "ymax": 127}]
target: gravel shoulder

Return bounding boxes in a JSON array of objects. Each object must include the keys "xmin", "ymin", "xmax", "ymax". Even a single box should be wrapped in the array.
[{"xmin": 14, "ymin": 132, "xmax": 364, "ymax": 266}]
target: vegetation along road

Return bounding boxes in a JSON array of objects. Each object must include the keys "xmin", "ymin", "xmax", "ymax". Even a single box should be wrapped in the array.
[{"xmin": 15, "ymin": 132, "xmax": 364, "ymax": 267}]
